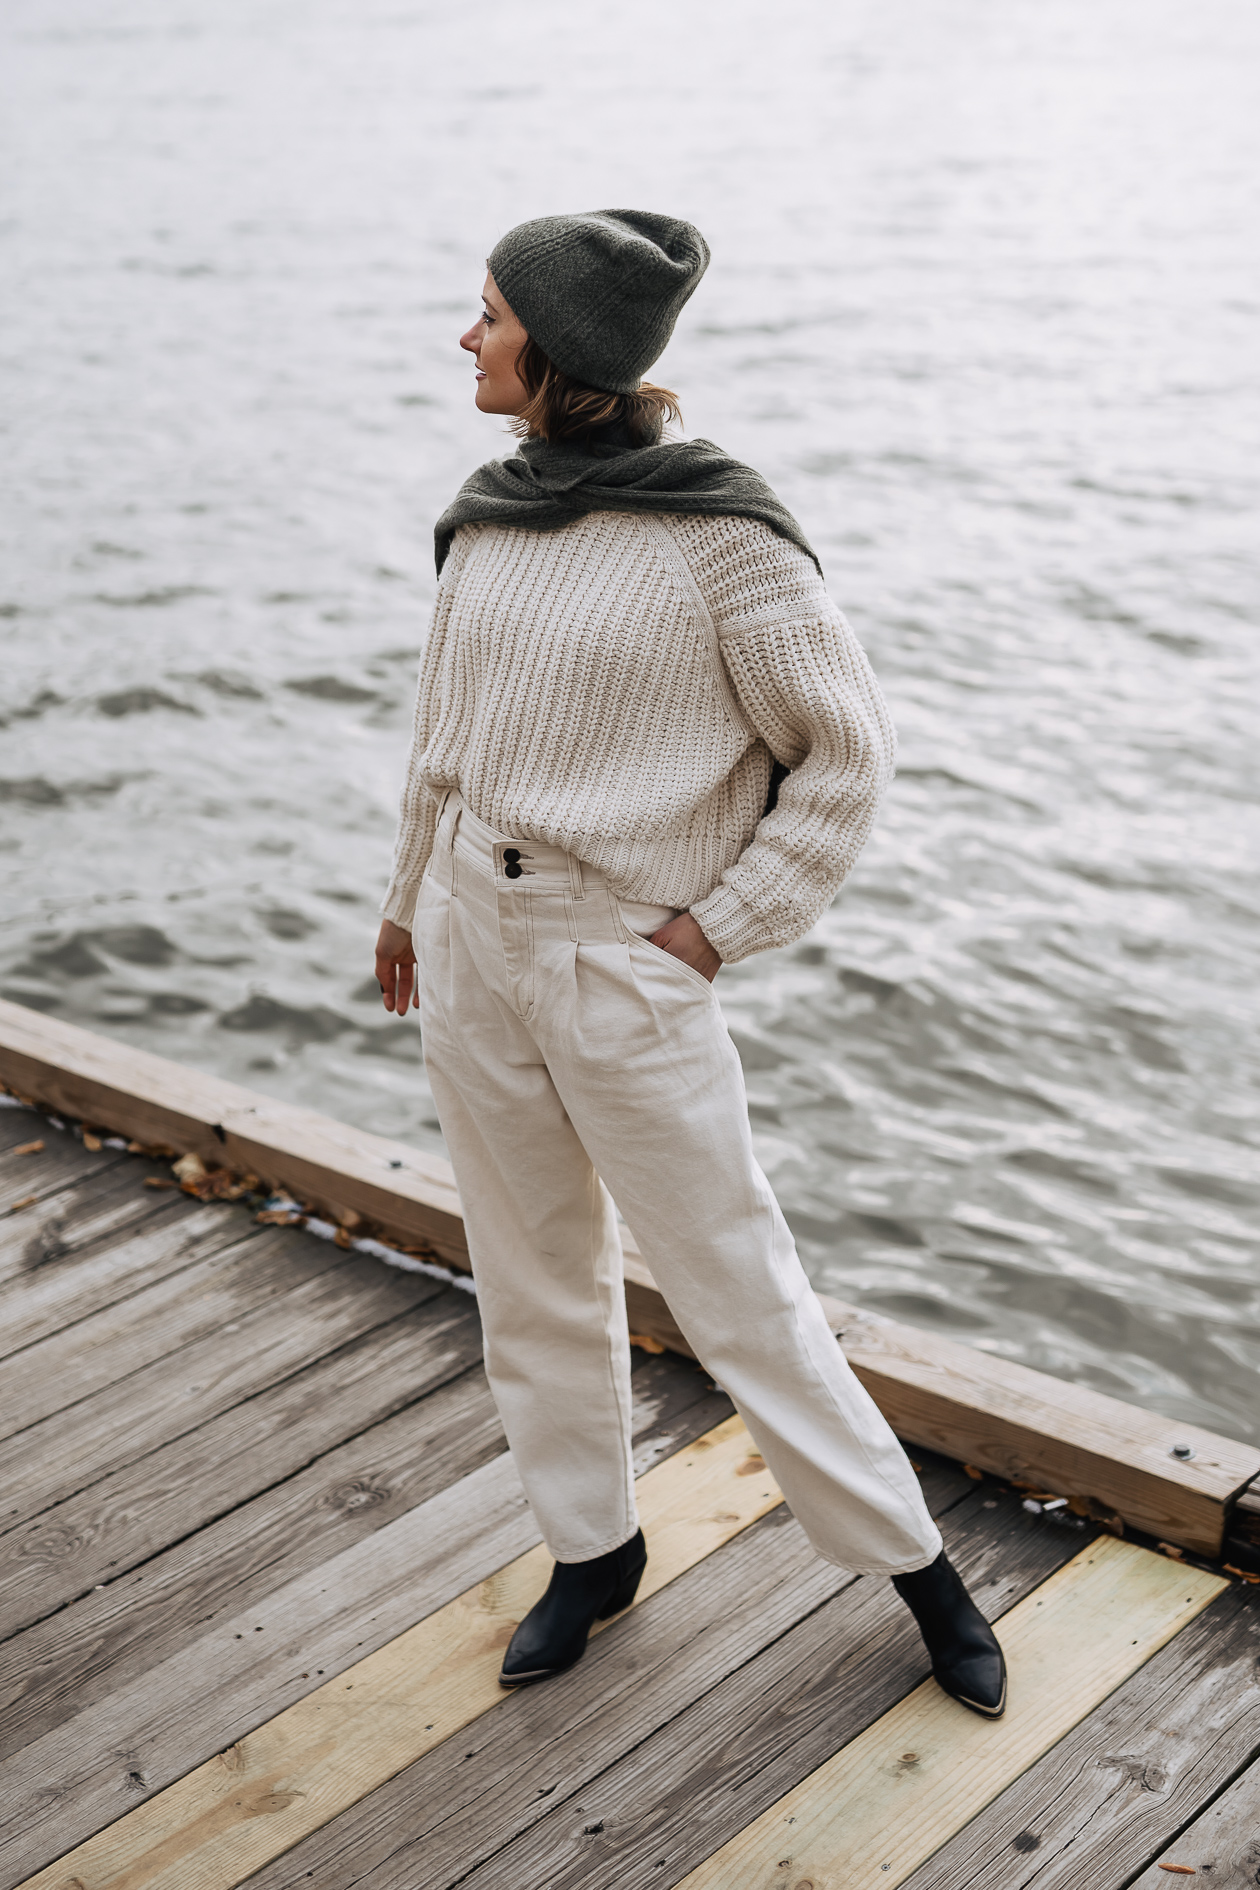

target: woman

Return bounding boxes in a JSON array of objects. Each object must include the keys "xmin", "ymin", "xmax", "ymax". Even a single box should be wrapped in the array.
[{"xmin": 375, "ymin": 210, "xmax": 1005, "ymax": 1717}]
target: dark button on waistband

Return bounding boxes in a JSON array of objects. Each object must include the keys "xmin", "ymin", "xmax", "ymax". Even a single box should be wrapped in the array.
[
  {"xmin": 503, "ymin": 861, "xmax": 523, "ymax": 879},
  {"xmin": 502, "ymin": 848, "xmax": 521, "ymax": 863}
]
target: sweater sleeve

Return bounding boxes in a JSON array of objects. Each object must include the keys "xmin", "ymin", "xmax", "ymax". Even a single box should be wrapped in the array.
[
  {"xmin": 684, "ymin": 521, "xmax": 896, "ymax": 963},
  {"xmin": 379, "ymin": 674, "xmax": 441, "ymax": 930},
  {"xmin": 379, "ymin": 543, "xmax": 470, "ymax": 929}
]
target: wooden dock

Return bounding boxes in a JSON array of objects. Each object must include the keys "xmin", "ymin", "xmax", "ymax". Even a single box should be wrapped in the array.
[{"xmin": 2, "ymin": 1006, "xmax": 1259, "ymax": 1888}]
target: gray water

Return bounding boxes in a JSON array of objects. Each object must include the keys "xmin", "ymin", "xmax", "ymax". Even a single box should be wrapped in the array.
[{"xmin": 3, "ymin": 0, "xmax": 1258, "ymax": 1443}]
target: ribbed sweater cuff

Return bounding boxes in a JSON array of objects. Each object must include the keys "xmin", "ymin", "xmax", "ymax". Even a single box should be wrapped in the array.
[
  {"xmin": 690, "ymin": 881, "xmax": 777, "ymax": 964},
  {"xmin": 380, "ymin": 881, "xmax": 421, "ymax": 932}
]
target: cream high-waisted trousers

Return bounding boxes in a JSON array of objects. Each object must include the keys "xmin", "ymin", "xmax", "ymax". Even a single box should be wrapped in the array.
[{"xmin": 414, "ymin": 792, "xmax": 942, "ymax": 1576}]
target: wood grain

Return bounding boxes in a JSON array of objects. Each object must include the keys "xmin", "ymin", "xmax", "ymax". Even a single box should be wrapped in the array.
[
  {"xmin": 1128, "ymin": 1755, "xmax": 1260, "ymax": 1887},
  {"xmin": 0, "ymin": 1185, "xmax": 239, "ymax": 1364},
  {"xmin": 0, "ymin": 1240, "xmax": 429, "ymax": 1536},
  {"xmin": 0, "ymin": 1347, "xmax": 726, "ymax": 1762},
  {"xmin": 0, "ymin": 1125, "xmax": 127, "ymax": 1224},
  {"xmin": 0, "ymin": 1280, "xmax": 453, "ymax": 1644},
  {"xmin": 900, "ymin": 1583, "xmax": 1260, "ymax": 1890},
  {"xmin": 424, "ymin": 1487, "xmax": 1091, "ymax": 1890},
  {"xmin": 241, "ymin": 1453, "xmax": 971, "ymax": 1890},
  {"xmin": 821, "ymin": 1298, "xmax": 1256, "ymax": 1559},
  {"xmin": 2, "ymin": 1217, "xmax": 405, "ymax": 1441},
  {"xmin": 10, "ymin": 1417, "xmax": 786, "ymax": 1889},
  {"xmin": 677, "ymin": 1540, "xmax": 1225, "ymax": 1890},
  {"xmin": 0, "ymin": 1300, "xmax": 482, "ymax": 1757},
  {"xmin": 0, "ymin": 997, "xmax": 469, "ymax": 1263},
  {"xmin": 4, "ymin": 999, "xmax": 1255, "ymax": 1555}
]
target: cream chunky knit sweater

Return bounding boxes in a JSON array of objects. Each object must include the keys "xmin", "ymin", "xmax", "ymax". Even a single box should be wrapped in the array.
[{"xmin": 382, "ymin": 511, "xmax": 895, "ymax": 964}]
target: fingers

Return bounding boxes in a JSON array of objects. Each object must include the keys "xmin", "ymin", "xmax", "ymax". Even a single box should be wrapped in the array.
[{"xmin": 374, "ymin": 946, "xmax": 419, "ymax": 1017}]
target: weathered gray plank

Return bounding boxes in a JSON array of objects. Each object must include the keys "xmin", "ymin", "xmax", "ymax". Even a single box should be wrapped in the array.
[
  {"xmin": 3, "ymin": 1212, "xmax": 386, "ymax": 1440},
  {"xmin": 0, "ymin": 1282, "xmax": 454, "ymax": 1644},
  {"xmin": 0, "ymin": 1340, "xmax": 723, "ymax": 1760},
  {"xmin": 0, "ymin": 1185, "xmax": 241, "ymax": 1364},
  {"xmin": 0, "ymin": 1453, "xmax": 538, "ymax": 1879},
  {"xmin": 898, "ymin": 1583, "xmax": 1260, "ymax": 1890},
  {"xmin": 0, "ymin": 1357, "xmax": 731, "ymax": 1879},
  {"xmin": 409, "ymin": 1492, "xmax": 1095, "ymax": 1890},
  {"xmin": 238, "ymin": 1453, "xmax": 969, "ymax": 1890},
  {"xmin": 0, "ymin": 1239, "xmax": 430, "ymax": 1536},
  {"xmin": 0, "ymin": 1121, "xmax": 128, "ymax": 1221},
  {"xmin": 1130, "ymin": 1754, "xmax": 1260, "ymax": 1887},
  {"xmin": 0, "ymin": 1298, "xmax": 485, "ymax": 1758}
]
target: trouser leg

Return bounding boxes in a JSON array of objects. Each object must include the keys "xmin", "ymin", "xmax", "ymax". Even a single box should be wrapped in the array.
[
  {"xmin": 526, "ymin": 905, "xmax": 942, "ymax": 1577},
  {"xmin": 414, "ymin": 833, "xmax": 637, "ymax": 1563}
]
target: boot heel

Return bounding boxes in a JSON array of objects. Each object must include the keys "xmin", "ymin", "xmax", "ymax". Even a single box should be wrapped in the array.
[{"xmin": 598, "ymin": 1558, "xmax": 646, "ymax": 1619}]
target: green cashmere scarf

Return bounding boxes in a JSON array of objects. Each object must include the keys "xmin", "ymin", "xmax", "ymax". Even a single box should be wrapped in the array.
[{"xmin": 433, "ymin": 435, "xmax": 820, "ymax": 578}]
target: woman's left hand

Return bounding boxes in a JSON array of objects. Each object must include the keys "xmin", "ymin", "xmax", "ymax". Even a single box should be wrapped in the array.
[{"xmin": 649, "ymin": 912, "xmax": 722, "ymax": 983}]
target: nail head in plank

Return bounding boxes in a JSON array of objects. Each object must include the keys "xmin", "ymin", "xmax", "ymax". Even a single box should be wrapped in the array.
[
  {"xmin": 677, "ymin": 1539, "xmax": 1226, "ymax": 1890},
  {"xmin": 10, "ymin": 1418, "xmax": 783, "ymax": 1890}
]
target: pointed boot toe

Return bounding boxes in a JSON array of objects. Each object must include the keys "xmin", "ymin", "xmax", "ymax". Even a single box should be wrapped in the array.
[
  {"xmin": 892, "ymin": 1549, "xmax": 1008, "ymax": 1720},
  {"xmin": 500, "ymin": 1528, "xmax": 646, "ymax": 1688},
  {"xmin": 934, "ymin": 1644, "xmax": 1007, "ymax": 1718}
]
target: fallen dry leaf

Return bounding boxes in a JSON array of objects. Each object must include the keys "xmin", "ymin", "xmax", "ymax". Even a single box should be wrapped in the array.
[
  {"xmin": 333, "ymin": 1226, "xmax": 354, "ymax": 1249},
  {"xmin": 628, "ymin": 1332, "xmax": 665, "ymax": 1354},
  {"xmin": 7, "ymin": 1194, "xmax": 37, "ymax": 1213},
  {"xmin": 14, "ymin": 1140, "xmax": 44, "ymax": 1156},
  {"xmin": 1158, "ymin": 1865, "xmax": 1197, "ymax": 1875},
  {"xmin": 1158, "ymin": 1542, "xmax": 1186, "ymax": 1560},
  {"xmin": 963, "ymin": 1465, "xmax": 983, "ymax": 1479},
  {"xmin": 257, "ymin": 1208, "xmax": 306, "ymax": 1227},
  {"xmin": 1223, "ymin": 1564, "xmax": 1260, "ymax": 1584},
  {"xmin": 82, "ymin": 1132, "xmax": 102, "ymax": 1152},
  {"xmin": 172, "ymin": 1152, "xmax": 208, "ymax": 1184},
  {"xmin": 143, "ymin": 1177, "xmax": 178, "ymax": 1190}
]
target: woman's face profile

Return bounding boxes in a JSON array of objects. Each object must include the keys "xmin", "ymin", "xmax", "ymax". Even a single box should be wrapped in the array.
[{"xmin": 460, "ymin": 274, "xmax": 530, "ymax": 416}]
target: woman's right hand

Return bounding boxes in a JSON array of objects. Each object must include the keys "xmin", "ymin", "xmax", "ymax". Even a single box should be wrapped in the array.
[{"xmin": 375, "ymin": 918, "xmax": 418, "ymax": 1016}]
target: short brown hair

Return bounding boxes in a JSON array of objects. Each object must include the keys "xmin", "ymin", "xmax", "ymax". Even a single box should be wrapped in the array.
[{"xmin": 510, "ymin": 334, "xmax": 681, "ymax": 448}]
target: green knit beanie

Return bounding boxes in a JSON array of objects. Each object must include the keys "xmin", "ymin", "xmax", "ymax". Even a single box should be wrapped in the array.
[{"xmin": 487, "ymin": 209, "xmax": 710, "ymax": 395}]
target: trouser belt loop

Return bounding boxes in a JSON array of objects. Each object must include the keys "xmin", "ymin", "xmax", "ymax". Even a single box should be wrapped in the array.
[{"xmin": 568, "ymin": 851, "xmax": 585, "ymax": 901}]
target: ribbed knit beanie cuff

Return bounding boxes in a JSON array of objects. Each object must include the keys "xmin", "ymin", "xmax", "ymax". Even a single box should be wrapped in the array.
[{"xmin": 487, "ymin": 209, "xmax": 710, "ymax": 395}]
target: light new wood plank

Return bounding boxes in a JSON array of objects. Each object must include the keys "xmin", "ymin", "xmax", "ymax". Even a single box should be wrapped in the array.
[
  {"xmin": 1129, "ymin": 1757, "xmax": 1260, "ymax": 1887},
  {"xmin": 13, "ymin": 1417, "xmax": 783, "ymax": 1890},
  {"xmin": 429, "ymin": 1486, "xmax": 1090, "ymax": 1890},
  {"xmin": 241, "ymin": 1458, "xmax": 977, "ymax": 1890},
  {"xmin": 4, "ymin": 998, "xmax": 1256, "ymax": 1555},
  {"xmin": 900, "ymin": 1584, "xmax": 1260, "ymax": 1890},
  {"xmin": 0, "ymin": 1348, "xmax": 721, "ymax": 1764},
  {"xmin": 677, "ymin": 1539, "xmax": 1226, "ymax": 1890}
]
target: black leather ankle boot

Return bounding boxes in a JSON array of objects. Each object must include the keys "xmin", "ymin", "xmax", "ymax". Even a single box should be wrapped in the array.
[
  {"xmin": 892, "ymin": 1550, "xmax": 1007, "ymax": 1718},
  {"xmin": 499, "ymin": 1528, "xmax": 647, "ymax": 1687}
]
